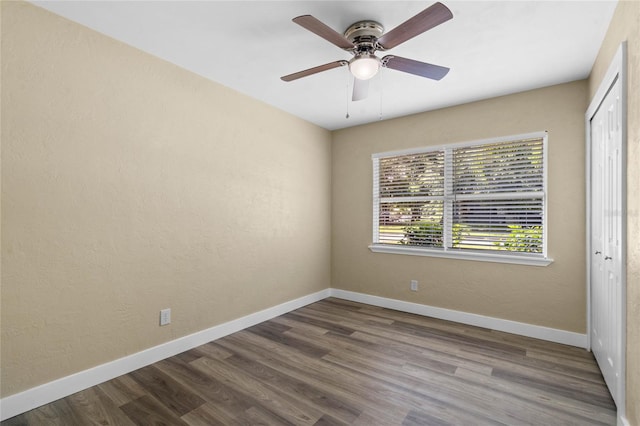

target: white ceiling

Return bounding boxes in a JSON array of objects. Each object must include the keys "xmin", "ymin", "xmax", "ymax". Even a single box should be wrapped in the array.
[{"xmin": 33, "ymin": 1, "xmax": 617, "ymax": 130}]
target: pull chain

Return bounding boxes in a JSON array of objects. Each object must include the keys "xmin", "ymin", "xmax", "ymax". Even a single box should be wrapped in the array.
[
  {"xmin": 345, "ymin": 69, "xmax": 350, "ymax": 119},
  {"xmin": 379, "ymin": 69, "xmax": 383, "ymax": 121}
]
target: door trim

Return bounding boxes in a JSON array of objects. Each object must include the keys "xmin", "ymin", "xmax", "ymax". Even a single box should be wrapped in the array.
[{"xmin": 585, "ymin": 41, "xmax": 627, "ymax": 422}]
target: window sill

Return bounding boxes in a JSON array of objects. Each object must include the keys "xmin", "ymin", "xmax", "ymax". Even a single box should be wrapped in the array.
[{"xmin": 368, "ymin": 244, "xmax": 554, "ymax": 267}]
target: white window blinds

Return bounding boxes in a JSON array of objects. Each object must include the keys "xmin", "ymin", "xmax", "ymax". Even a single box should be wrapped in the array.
[
  {"xmin": 372, "ymin": 132, "xmax": 548, "ymax": 262},
  {"xmin": 375, "ymin": 151, "xmax": 445, "ymax": 246}
]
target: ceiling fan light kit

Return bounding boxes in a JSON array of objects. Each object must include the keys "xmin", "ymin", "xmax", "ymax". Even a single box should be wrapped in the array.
[
  {"xmin": 349, "ymin": 55, "xmax": 381, "ymax": 80},
  {"xmin": 281, "ymin": 2, "xmax": 453, "ymax": 102}
]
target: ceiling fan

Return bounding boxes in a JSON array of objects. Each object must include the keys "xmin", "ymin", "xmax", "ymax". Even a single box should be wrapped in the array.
[{"xmin": 280, "ymin": 2, "xmax": 453, "ymax": 101}]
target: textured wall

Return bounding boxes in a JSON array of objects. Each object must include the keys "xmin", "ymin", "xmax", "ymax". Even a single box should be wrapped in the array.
[
  {"xmin": 1, "ymin": 1, "xmax": 331, "ymax": 397},
  {"xmin": 588, "ymin": 1, "xmax": 640, "ymax": 423},
  {"xmin": 3, "ymin": 0, "xmax": 636, "ymax": 419},
  {"xmin": 332, "ymin": 81, "xmax": 588, "ymax": 332}
]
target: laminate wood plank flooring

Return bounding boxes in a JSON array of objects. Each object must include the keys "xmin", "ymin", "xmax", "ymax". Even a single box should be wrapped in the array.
[{"xmin": 2, "ymin": 298, "xmax": 617, "ymax": 425}]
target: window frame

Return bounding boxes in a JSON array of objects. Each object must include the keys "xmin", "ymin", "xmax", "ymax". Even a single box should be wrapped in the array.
[{"xmin": 369, "ymin": 131, "xmax": 553, "ymax": 266}]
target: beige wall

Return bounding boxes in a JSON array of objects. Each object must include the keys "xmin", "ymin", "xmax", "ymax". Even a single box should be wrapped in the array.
[
  {"xmin": 588, "ymin": 1, "xmax": 640, "ymax": 423},
  {"xmin": 0, "ymin": 1, "xmax": 331, "ymax": 397},
  {"xmin": 2, "ymin": 0, "xmax": 637, "ymax": 420},
  {"xmin": 332, "ymin": 80, "xmax": 588, "ymax": 332}
]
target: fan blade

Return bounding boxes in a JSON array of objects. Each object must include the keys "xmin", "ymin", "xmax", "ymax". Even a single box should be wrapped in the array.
[
  {"xmin": 352, "ymin": 78, "xmax": 369, "ymax": 101},
  {"xmin": 377, "ymin": 2, "xmax": 453, "ymax": 50},
  {"xmin": 281, "ymin": 60, "xmax": 348, "ymax": 82},
  {"xmin": 382, "ymin": 55, "xmax": 449, "ymax": 80},
  {"xmin": 293, "ymin": 15, "xmax": 355, "ymax": 50}
]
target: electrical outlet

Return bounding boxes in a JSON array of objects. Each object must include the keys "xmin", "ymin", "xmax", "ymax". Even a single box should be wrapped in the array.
[
  {"xmin": 410, "ymin": 280, "xmax": 418, "ymax": 291},
  {"xmin": 160, "ymin": 308, "xmax": 171, "ymax": 326}
]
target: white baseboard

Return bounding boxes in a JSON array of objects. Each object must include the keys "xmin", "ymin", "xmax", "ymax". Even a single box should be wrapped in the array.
[
  {"xmin": 0, "ymin": 287, "xmax": 591, "ymax": 421},
  {"xmin": 0, "ymin": 289, "xmax": 331, "ymax": 421},
  {"xmin": 329, "ymin": 289, "xmax": 588, "ymax": 349}
]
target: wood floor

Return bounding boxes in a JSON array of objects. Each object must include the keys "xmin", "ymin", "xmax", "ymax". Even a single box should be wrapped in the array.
[{"xmin": 3, "ymin": 298, "xmax": 617, "ymax": 425}]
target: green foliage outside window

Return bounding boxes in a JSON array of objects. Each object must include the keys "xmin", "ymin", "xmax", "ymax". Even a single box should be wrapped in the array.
[
  {"xmin": 401, "ymin": 222, "xmax": 542, "ymax": 253},
  {"xmin": 401, "ymin": 222, "xmax": 467, "ymax": 247},
  {"xmin": 494, "ymin": 225, "xmax": 543, "ymax": 253}
]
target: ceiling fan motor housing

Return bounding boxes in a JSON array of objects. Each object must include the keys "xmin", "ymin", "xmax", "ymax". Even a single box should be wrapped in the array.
[{"xmin": 344, "ymin": 21, "xmax": 384, "ymax": 55}]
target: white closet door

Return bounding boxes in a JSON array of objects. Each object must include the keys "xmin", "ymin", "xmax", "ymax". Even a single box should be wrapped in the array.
[{"xmin": 590, "ymin": 75, "xmax": 623, "ymax": 406}]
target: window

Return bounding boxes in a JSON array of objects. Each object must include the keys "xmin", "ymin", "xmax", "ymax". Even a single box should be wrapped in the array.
[{"xmin": 370, "ymin": 132, "xmax": 552, "ymax": 266}]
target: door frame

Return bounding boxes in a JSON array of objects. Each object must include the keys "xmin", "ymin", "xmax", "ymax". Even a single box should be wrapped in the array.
[{"xmin": 585, "ymin": 41, "xmax": 627, "ymax": 423}]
